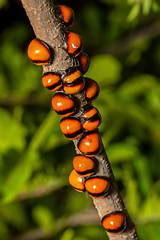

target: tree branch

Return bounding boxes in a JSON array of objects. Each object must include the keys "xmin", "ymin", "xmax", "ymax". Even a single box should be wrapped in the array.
[{"xmin": 20, "ymin": 0, "xmax": 139, "ymax": 239}]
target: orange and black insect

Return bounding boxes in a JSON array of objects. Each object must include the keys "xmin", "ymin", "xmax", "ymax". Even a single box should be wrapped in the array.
[
  {"xmin": 101, "ymin": 211, "xmax": 127, "ymax": 234},
  {"xmin": 58, "ymin": 5, "xmax": 74, "ymax": 27},
  {"xmin": 85, "ymin": 176, "xmax": 109, "ymax": 198},
  {"xmin": 60, "ymin": 117, "xmax": 83, "ymax": 140},
  {"xmin": 63, "ymin": 68, "xmax": 85, "ymax": 94},
  {"xmin": 65, "ymin": 32, "xmax": 82, "ymax": 56},
  {"xmin": 81, "ymin": 104, "xmax": 101, "ymax": 132},
  {"xmin": 73, "ymin": 155, "xmax": 96, "ymax": 177},
  {"xmin": 42, "ymin": 72, "xmax": 62, "ymax": 91},
  {"xmin": 69, "ymin": 169, "xmax": 85, "ymax": 192},
  {"xmin": 84, "ymin": 77, "xmax": 99, "ymax": 103},
  {"xmin": 52, "ymin": 92, "xmax": 76, "ymax": 117},
  {"xmin": 78, "ymin": 52, "xmax": 90, "ymax": 75},
  {"xmin": 77, "ymin": 132, "xmax": 102, "ymax": 157},
  {"xmin": 28, "ymin": 38, "xmax": 51, "ymax": 65}
]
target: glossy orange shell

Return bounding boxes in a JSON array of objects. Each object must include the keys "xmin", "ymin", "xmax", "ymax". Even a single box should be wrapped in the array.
[
  {"xmin": 42, "ymin": 72, "xmax": 62, "ymax": 91},
  {"xmin": 63, "ymin": 79, "xmax": 85, "ymax": 94},
  {"xmin": 84, "ymin": 78, "xmax": 99, "ymax": 103},
  {"xmin": 67, "ymin": 32, "xmax": 82, "ymax": 56},
  {"xmin": 82, "ymin": 107, "xmax": 98, "ymax": 118},
  {"xmin": 63, "ymin": 70, "xmax": 82, "ymax": 83},
  {"xmin": 73, "ymin": 155, "xmax": 96, "ymax": 177},
  {"xmin": 85, "ymin": 176, "xmax": 109, "ymax": 198},
  {"xmin": 28, "ymin": 38, "xmax": 51, "ymax": 65},
  {"xmin": 78, "ymin": 132, "xmax": 102, "ymax": 157},
  {"xmin": 63, "ymin": 70, "xmax": 85, "ymax": 94},
  {"xmin": 101, "ymin": 211, "xmax": 126, "ymax": 234},
  {"xmin": 69, "ymin": 169, "xmax": 85, "ymax": 192},
  {"xmin": 52, "ymin": 93, "xmax": 76, "ymax": 117},
  {"xmin": 78, "ymin": 52, "xmax": 90, "ymax": 74},
  {"xmin": 82, "ymin": 120, "xmax": 101, "ymax": 132},
  {"xmin": 81, "ymin": 106, "xmax": 101, "ymax": 132},
  {"xmin": 60, "ymin": 117, "xmax": 82, "ymax": 140},
  {"xmin": 59, "ymin": 5, "xmax": 74, "ymax": 27}
]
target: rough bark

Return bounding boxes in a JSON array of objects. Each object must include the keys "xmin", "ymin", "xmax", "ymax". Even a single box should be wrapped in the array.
[{"xmin": 20, "ymin": 0, "xmax": 139, "ymax": 239}]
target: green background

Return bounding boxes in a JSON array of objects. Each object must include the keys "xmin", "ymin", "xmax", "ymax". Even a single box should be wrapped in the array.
[{"xmin": 0, "ymin": 0, "xmax": 160, "ymax": 239}]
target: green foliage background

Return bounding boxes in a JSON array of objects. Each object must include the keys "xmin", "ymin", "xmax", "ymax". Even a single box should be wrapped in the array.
[{"xmin": 0, "ymin": 0, "xmax": 160, "ymax": 239}]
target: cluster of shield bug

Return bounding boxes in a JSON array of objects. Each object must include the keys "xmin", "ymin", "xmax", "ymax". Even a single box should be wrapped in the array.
[{"xmin": 27, "ymin": 5, "xmax": 127, "ymax": 235}]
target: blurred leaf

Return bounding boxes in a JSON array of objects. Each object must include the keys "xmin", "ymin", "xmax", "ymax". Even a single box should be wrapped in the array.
[
  {"xmin": 0, "ymin": 202, "xmax": 27, "ymax": 229},
  {"xmin": 2, "ymin": 150, "xmax": 39, "ymax": 203},
  {"xmin": 139, "ymin": 181, "xmax": 160, "ymax": 218},
  {"xmin": 121, "ymin": 164, "xmax": 140, "ymax": 217},
  {"xmin": 72, "ymin": 238, "xmax": 89, "ymax": 240},
  {"xmin": 118, "ymin": 74, "xmax": 158, "ymax": 100},
  {"xmin": 60, "ymin": 228, "xmax": 74, "ymax": 240},
  {"xmin": 0, "ymin": 39, "xmax": 42, "ymax": 94},
  {"xmin": 0, "ymin": 108, "xmax": 27, "ymax": 153},
  {"xmin": 82, "ymin": 4, "xmax": 102, "ymax": 40},
  {"xmin": 32, "ymin": 205, "xmax": 54, "ymax": 233},
  {"xmin": 28, "ymin": 109, "xmax": 68, "ymax": 152},
  {"xmin": 0, "ymin": 0, "xmax": 7, "ymax": 9},
  {"xmin": 106, "ymin": 142, "xmax": 139, "ymax": 163},
  {"xmin": 79, "ymin": 225, "xmax": 108, "ymax": 239},
  {"xmin": 132, "ymin": 156, "xmax": 152, "ymax": 197},
  {"xmin": 137, "ymin": 222, "xmax": 160, "ymax": 240},
  {"xmin": 101, "ymin": 118, "xmax": 124, "ymax": 146},
  {"xmin": 142, "ymin": 0, "xmax": 152, "ymax": 15},
  {"xmin": 0, "ymin": 221, "xmax": 8, "ymax": 240},
  {"xmin": 152, "ymin": 0, "xmax": 160, "ymax": 12},
  {"xmin": 66, "ymin": 190, "xmax": 89, "ymax": 214},
  {"xmin": 127, "ymin": 3, "xmax": 141, "ymax": 22},
  {"xmin": 0, "ymin": 72, "xmax": 9, "ymax": 95},
  {"xmin": 127, "ymin": 0, "xmax": 136, "ymax": 5},
  {"xmin": 86, "ymin": 54, "xmax": 122, "ymax": 85}
]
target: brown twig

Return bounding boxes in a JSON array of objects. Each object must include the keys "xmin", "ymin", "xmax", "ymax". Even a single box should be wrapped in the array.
[{"xmin": 20, "ymin": 0, "xmax": 139, "ymax": 239}]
